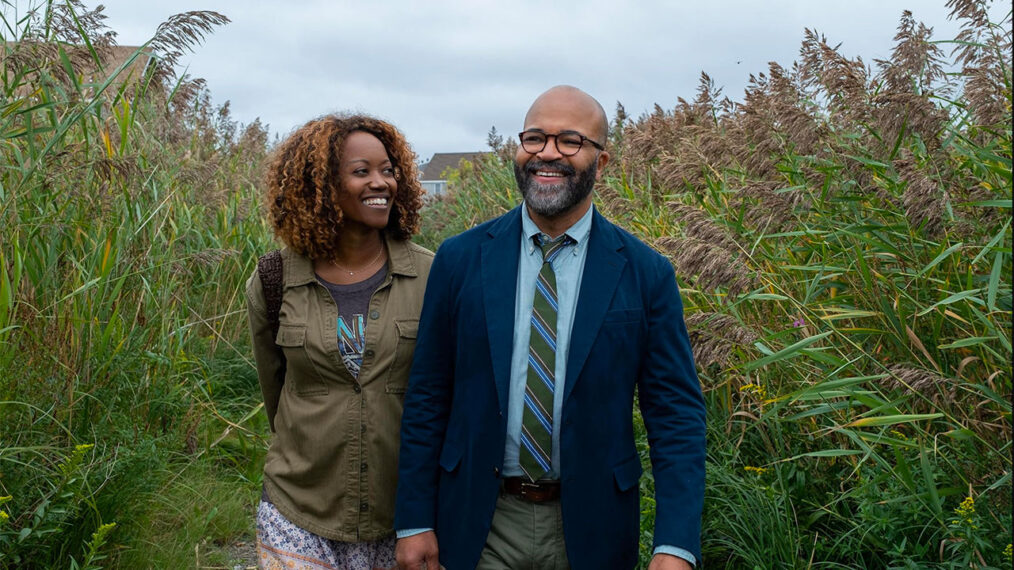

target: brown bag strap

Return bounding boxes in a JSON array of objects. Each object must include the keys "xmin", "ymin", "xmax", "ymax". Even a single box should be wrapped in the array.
[{"xmin": 257, "ymin": 249, "xmax": 285, "ymax": 360}]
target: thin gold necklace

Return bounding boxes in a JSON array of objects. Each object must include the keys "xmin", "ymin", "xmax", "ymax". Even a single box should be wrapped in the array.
[{"xmin": 331, "ymin": 244, "xmax": 385, "ymax": 276}]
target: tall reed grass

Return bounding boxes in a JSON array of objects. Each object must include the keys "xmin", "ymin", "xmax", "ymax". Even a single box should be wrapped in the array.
[
  {"xmin": 1, "ymin": 1, "xmax": 271, "ymax": 566},
  {"xmin": 426, "ymin": 1, "xmax": 1012, "ymax": 567}
]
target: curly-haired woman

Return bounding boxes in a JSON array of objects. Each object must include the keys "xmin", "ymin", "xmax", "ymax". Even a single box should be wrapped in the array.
[{"xmin": 246, "ymin": 114, "xmax": 433, "ymax": 569}]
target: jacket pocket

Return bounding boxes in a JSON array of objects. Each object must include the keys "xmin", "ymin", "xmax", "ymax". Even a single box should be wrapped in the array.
[
  {"xmin": 439, "ymin": 442, "xmax": 463, "ymax": 473},
  {"xmin": 612, "ymin": 453, "xmax": 644, "ymax": 492},
  {"xmin": 385, "ymin": 319, "xmax": 418, "ymax": 394},
  {"xmin": 603, "ymin": 308, "xmax": 642, "ymax": 325},
  {"xmin": 275, "ymin": 324, "xmax": 329, "ymax": 396}
]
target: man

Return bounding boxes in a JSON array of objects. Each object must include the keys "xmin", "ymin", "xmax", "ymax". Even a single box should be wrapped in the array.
[{"xmin": 394, "ymin": 86, "xmax": 705, "ymax": 570}]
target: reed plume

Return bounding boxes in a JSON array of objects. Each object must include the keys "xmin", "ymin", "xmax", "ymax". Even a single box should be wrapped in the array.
[
  {"xmin": 685, "ymin": 312, "xmax": 759, "ymax": 371},
  {"xmin": 654, "ymin": 236, "xmax": 755, "ymax": 297}
]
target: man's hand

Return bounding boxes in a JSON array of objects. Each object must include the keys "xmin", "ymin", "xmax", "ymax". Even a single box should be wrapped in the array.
[
  {"xmin": 395, "ymin": 531, "xmax": 439, "ymax": 570},
  {"xmin": 648, "ymin": 553, "xmax": 693, "ymax": 570}
]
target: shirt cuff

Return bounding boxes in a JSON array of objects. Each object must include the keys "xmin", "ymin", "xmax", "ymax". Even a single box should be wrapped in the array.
[
  {"xmin": 653, "ymin": 545, "xmax": 697, "ymax": 567},
  {"xmin": 395, "ymin": 528, "xmax": 433, "ymax": 539}
]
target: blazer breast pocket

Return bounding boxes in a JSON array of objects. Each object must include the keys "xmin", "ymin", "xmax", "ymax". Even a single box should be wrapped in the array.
[
  {"xmin": 275, "ymin": 324, "xmax": 329, "ymax": 396},
  {"xmin": 597, "ymin": 309, "xmax": 644, "ymax": 371},
  {"xmin": 602, "ymin": 308, "xmax": 642, "ymax": 325}
]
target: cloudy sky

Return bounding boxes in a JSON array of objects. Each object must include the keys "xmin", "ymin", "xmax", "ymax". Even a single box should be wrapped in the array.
[{"xmin": 7, "ymin": 1, "xmax": 1003, "ymax": 161}]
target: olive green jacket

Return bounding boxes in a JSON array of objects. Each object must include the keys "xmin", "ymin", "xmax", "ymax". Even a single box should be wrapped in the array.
[{"xmin": 246, "ymin": 235, "xmax": 433, "ymax": 541}]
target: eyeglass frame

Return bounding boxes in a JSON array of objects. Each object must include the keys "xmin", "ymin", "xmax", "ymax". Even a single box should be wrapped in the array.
[{"xmin": 517, "ymin": 129, "xmax": 605, "ymax": 156}]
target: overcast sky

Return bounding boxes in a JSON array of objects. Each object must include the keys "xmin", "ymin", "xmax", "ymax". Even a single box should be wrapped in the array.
[{"xmin": 6, "ymin": 1, "xmax": 1007, "ymax": 161}]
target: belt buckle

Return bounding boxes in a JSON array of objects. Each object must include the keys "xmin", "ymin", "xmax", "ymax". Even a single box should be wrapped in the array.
[
  {"xmin": 520, "ymin": 480, "xmax": 542, "ymax": 492},
  {"xmin": 519, "ymin": 480, "xmax": 545, "ymax": 501}
]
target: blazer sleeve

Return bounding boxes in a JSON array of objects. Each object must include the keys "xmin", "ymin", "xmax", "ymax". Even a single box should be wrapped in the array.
[
  {"xmin": 395, "ymin": 243, "xmax": 457, "ymax": 530},
  {"xmin": 637, "ymin": 255, "xmax": 706, "ymax": 562},
  {"xmin": 245, "ymin": 270, "xmax": 285, "ymax": 433}
]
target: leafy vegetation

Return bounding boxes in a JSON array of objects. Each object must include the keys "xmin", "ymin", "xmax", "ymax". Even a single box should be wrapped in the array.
[{"xmin": 1, "ymin": 1, "xmax": 268, "ymax": 566}]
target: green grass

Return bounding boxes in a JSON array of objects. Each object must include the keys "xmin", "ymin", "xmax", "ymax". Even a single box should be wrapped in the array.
[{"xmin": 1, "ymin": 2, "xmax": 269, "ymax": 567}]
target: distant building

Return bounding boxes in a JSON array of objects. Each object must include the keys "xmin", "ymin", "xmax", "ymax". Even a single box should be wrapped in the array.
[{"xmin": 419, "ymin": 152, "xmax": 490, "ymax": 195}]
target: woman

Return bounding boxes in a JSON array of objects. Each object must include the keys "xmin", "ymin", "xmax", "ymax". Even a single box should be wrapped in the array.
[{"xmin": 246, "ymin": 114, "xmax": 432, "ymax": 569}]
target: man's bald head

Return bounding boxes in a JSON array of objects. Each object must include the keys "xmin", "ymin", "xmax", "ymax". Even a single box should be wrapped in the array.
[
  {"xmin": 524, "ymin": 85, "xmax": 609, "ymax": 144},
  {"xmin": 514, "ymin": 85, "xmax": 611, "ymax": 231}
]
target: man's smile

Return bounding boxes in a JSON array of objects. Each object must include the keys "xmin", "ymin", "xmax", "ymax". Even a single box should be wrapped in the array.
[{"xmin": 527, "ymin": 162, "xmax": 575, "ymax": 185}]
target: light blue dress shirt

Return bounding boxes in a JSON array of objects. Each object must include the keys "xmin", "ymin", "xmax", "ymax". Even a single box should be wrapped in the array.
[{"xmin": 502, "ymin": 204, "xmax": 592, "ymax": 478}]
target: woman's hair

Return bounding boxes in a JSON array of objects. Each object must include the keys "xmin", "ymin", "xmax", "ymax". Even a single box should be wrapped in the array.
[{"xmin": 264, "ymin": 114, "xmax": 423, "ymax": 260}]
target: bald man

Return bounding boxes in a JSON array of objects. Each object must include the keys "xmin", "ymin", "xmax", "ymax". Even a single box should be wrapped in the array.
[{"xmin": 394, "ymin": 86, "xmax": 705, "ymax": 570}]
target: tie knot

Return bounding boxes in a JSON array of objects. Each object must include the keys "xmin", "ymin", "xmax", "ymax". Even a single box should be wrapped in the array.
[{"xmin": 534, "ymin": 234, "xmax": 573, "ymax": 263}]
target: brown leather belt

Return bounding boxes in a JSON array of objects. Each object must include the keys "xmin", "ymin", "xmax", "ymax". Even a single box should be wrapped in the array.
[{"xmin": 502, "ymin": 477, "xmax": 561, "ymax": 503}]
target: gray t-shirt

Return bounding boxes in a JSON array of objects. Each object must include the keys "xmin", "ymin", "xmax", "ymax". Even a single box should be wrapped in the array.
[{"xmin": 316, "ymin": 265, "xmax": 388, "ymax": 379}]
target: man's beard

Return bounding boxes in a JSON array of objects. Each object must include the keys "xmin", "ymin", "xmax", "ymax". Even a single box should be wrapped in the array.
[{"xmin": 513, "ymin": 158, "xmax": 598, "ymax": 218}]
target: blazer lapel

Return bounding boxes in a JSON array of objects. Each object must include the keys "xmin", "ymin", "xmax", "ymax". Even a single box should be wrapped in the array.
[
  {"xmin": 481, "ymin": 207, "xmax": 523, "ymax": 415},
  {"xmin": 564, "ymin": 211, "xmax": 625, "ymax": 403}
]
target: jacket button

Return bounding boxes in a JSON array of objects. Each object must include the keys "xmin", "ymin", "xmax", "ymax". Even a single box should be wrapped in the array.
[
  {"xmin": 364, "ymin": 349, "xmax": 375, "ymax": 358},
  {"xmin": 359, "ymin": 502, "xmax": 369, "ymax": 512},
  {"xmin": 361, "ymin": 462, "xmax": 368, "ymax": 472},
  {"xmin": 353, "ymin": 383, "xmax": 362, "ymax": 393},
  {"xmin": 493, "ymin": 467, "xmax": 500, "ymax": 477},
  {"xmin": 369, "ymin": 310, "xmax": 380, "ymax": 320}
]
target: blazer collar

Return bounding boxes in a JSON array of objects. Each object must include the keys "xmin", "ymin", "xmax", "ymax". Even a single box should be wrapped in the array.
[
  {"xmin": 564, "ymin": 209, "xmax": 627, "ymax": 402},
  {"xmin": 482, "ymin": 206, "xmax": 524, "ymax": 414}
]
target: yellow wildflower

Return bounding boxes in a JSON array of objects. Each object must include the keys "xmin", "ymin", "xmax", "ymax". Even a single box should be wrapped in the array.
[
  {"xmin": 739, "ymin": 383, "xmax": 768, "ymax": 399},
  {"xmin": 0, "ymin": 510, "xmax": 8, "ymax": 523},
  {"xmin": 743, "ymin": 465, "xmax": 768, "ymax": 475},
  {"xmin": 951, "ymin": 496, "xmax": 977, "ymax": 529},
  {"xmin": 955, "ymin": 496, "xmax": 975, "ymax": 518}
]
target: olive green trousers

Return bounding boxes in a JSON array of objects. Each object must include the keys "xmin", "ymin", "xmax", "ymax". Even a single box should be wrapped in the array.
[{"xmin": 475, "ymin": 491, "xmax": 570, "ymax": 570}]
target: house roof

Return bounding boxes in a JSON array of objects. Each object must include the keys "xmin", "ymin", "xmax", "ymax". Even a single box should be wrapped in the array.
[{"xmin": 419, "ymin": 152, "xmax": 490, "ymax": 181}]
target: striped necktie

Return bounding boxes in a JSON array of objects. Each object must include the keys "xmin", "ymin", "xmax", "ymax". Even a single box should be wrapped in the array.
[{"xmin": 519, "ymin": 233, "xmax": 574, "ymax": 481}]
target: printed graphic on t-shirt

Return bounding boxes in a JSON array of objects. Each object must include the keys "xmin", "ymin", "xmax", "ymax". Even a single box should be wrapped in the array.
[{"xmin": 338, "ymin": 314, "xmax": 365, "ymax": 379}]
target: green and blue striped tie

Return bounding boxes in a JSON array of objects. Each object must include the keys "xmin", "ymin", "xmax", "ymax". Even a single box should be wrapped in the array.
[{"xmin": 519, "ymin": 233, "xmax": 573, "ymax": 481}]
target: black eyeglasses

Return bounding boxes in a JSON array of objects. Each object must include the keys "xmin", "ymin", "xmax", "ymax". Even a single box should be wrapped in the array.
[{"xmin": 518, "ymin": 130, "xmax": 605, "ymax": 156}]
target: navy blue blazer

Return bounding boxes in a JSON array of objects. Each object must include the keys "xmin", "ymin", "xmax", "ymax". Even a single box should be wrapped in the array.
[{"xmin": 395, "ymin": 206, "xmax": 705, "ymax": 569}]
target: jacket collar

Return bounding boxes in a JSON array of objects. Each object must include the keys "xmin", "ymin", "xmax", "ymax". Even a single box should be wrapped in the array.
[{"xmin": 280, "ymin": 232, "xmax": 418, "ymax": 288}]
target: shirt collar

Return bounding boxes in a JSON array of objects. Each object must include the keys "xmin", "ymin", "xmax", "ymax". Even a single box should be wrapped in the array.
[
  {"xmin": 520, "ymin": 203, "xmax": 593, "ymax": 255},
  {"xmin": 282, "ymin": 231, "xmax": 419, "ymax": 288}
]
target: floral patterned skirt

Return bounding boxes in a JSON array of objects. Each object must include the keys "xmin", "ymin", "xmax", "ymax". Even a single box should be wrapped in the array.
[{"xmin": 256, "ymin": 500, "xmax": 396, "ymax": 570}]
